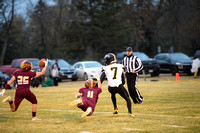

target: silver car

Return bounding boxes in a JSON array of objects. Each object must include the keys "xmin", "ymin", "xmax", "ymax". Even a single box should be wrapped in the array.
[{"xmin": 73, "ymin": 61, "xmax": 102, "ymax": 80}]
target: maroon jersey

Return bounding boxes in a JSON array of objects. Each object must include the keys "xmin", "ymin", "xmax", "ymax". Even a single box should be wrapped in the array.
[
  {"xmin": 13, "ymin": 70, "xmax": 36, "ymax": 90},
  {"xmin": 79, "ymin": 87, "xmax": 102, "ymax": 105}
]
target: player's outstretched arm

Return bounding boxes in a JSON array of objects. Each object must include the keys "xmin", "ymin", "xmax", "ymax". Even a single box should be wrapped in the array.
[
  {"xmin": 100, "ymin": 72, "xmax": 106, "ymax": 84},
  {"xmin": 35, "ymin": 59, "xmax": 48, "ymax": 78},
  {"xmin": 95, "ymin": 73, "xmax": 101, "ymax": 88},
  {"xmin": 75, "ymin": 93, "xmax": 82, "ymax": 98},
  {"xmin": 0, "ymin": 76, "xmax": 16, "ymax": 96}
]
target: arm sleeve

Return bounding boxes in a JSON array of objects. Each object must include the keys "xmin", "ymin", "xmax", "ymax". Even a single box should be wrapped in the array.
[
  {"xmin": 100, "ymin": 71, "xmax": 106, "ymax": 83},
  {"xmin": 79, "ymin": 88, "xmax": 83, "ymax": 93},
  {"xmin": 100, "ymin": 67, "xmax": 106, "ymax": 83},
  {"xmin": 99, "ymin": 88, "xmax": 102, "ymax": 93},
  {"xmin": 13, "ymin": 71, "xmax": 17, "ymax": 78},
  {"xmin": 121, "ymin": 72, "xmax": 125, "ymax": 85},
  {"xmin": 134, "ymin": 57, "xmax": 143, "ymax": 73},
  {"xmin": 31, "ymin": 71, "xmax": 37, "ymax": 77}
]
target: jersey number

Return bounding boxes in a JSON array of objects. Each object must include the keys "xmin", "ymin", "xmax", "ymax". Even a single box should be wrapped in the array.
[
  {"xmin": 87, "ymin": 91, "xmax": 94, "ymax": 98},
  {"xmin": 17, "ymin": 76, "xmax": 29, "ymax": 85},
  {"xmin": 111, "ymin": 67, "xmax": 118, "ymax": 79}
]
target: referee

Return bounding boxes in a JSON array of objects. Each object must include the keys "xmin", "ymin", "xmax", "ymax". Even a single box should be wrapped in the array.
[{"xmin": 122, "ymin": 47, "xmax": 144, "ymax": 104}]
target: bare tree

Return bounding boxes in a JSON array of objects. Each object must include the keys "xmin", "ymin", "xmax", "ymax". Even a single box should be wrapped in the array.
[{"xmin": 0, "ymin": 0, "xmax": 15, "ymax": 65}]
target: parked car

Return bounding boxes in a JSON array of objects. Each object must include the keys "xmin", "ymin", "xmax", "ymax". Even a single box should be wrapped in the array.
[
  {"xmin": 0, "ymin": 58, "xmax": 40, "ymax": 76},
  {"xmin": 195, "ymin": 50, "xmax": 200, "ymax": 59},
  {"xmin": 0, "ymin": 58, "xmax": 41, "ymax": 87},
  {"xmin": 154, "ymin": 53, "xmax": 192, "ymax": 75},
  {"xmin": 0, "ymin": 71, "xmax": 9, "ymax": 79},
  {"xmin": 116, "ymin": 52, "xmax": 160, "ymax": 77},
  {"xmin": 0, "ymin": 71, "xmax": 9, "ymax": 89},
  {"xmin": 49, "ymin": 59, "xmax": 78, "ymax": 81},
  {"xmin": 73, "ymin": 61, "xmax": 102, "ymax": 80}
]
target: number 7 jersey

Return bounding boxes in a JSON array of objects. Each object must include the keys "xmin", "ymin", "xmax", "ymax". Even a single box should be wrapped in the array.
[
  {"xmin": 102, "ymin": 63, "xmax": 124, "ymax": 87},
  {"xmin": 13, "ymin": 70, "xmax": 36, "ymax": 90}
]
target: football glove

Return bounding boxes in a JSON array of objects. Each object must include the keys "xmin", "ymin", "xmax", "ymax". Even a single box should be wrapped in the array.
[
  {"xmin": 43, "ymin": 59, "xmax": 48, "ymax": 67},
  {"xmin": 94, "ymin": 73, "xmax": 100, "ymax": 80},
  {"xmin": 0, "ymin": 89, "xmax": 5, "ymax": 96}
]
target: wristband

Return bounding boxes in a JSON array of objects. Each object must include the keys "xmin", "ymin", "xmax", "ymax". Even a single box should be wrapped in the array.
[{"xmin": 5, "ymin": 84, "xmax": 10, "ymax": 90}]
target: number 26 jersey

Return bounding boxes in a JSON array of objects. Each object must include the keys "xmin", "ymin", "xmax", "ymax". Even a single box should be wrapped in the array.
[
  {"xmin": 102, "ymin": 63, "xmax": 124, "ymax": 87},
  {"xmin": 13, "ymin": 70, "xmax": 36, "ymax": 90}
]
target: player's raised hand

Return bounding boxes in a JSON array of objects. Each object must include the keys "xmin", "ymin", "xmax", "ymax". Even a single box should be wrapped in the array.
[
  {"xmin": 95, "ymin": 73, "xmax": 100, "ymax": 80},
  {"xmin": 43, "ymin": 59, "xmax": 48, "ymax": 67},
  {"xmin": 0, "ymin": 89, "xmax": 5, "ymax": 96}
]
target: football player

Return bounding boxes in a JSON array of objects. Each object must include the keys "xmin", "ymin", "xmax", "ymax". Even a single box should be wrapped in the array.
[
  {"xmin": 0, "ymin": 59, "xmax": 48, "ymax": 121},
  {"xmin": 70, "ymin": 73, "xmax": 102, "ymax": 118},
  {"xmin": 100, "ymin": 53, "xmax": 133, "ymax": 117}
]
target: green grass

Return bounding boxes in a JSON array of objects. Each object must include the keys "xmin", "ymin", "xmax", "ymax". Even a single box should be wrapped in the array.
[{"xmin": 0, "ymin": 78, "xmax": 200, "ymax": 133}]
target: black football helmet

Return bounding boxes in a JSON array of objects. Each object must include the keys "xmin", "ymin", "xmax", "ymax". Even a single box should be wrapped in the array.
[{"xmin": 104, "ymin": 53, "xmax": 116, "ymax": 65}]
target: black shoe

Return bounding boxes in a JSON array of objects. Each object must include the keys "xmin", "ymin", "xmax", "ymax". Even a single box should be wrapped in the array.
[
  {"xmin": 113, "ymin": 108, "xmax": 118, "ymax": 114},
  {"xmin": 138, "ymin": 100, "xmax": 143, "ymax": 104}
]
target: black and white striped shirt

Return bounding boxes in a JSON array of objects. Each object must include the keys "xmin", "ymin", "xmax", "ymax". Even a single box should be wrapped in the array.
[{"xmin": 122, "ymin": 55, "xmax": 143, "ymax": 74}]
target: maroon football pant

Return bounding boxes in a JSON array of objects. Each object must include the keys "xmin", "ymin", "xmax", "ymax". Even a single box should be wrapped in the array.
[
  {"xmin": 14, "ymin": 89, "xmax": 37, "ymax": 111},
  {"xmin": 78, "ymin": 99, "xmax": 95, "ymax": 114}
]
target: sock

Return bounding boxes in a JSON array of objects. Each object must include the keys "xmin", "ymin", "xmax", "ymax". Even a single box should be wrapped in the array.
[
  {"xmin": 194, "ymin": 72, "xmax": 197, "ymax": 77},
  {"xmin": 9, "ymin": 101, "xmax": 13, "ymax": 105},
  {"xmin": 32, "ymin": 112, "xmax": 36, "ymax": 117}
]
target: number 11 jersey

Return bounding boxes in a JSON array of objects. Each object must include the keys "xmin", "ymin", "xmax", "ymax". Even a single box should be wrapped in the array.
[
  {"xmin": 102, "ymin": 63, "xmax": 124, "ymax": 87},
  {"xmin": 79, "ymin": 87, "xmax": 102, "ymax": 105}
]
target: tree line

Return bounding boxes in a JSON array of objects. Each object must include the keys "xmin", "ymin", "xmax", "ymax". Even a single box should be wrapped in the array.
[{"xmin": 0, "ymin": 0, "xmax": 200, "ymax": 65}]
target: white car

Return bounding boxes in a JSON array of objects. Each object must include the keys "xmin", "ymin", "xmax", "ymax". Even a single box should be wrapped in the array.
[{"xmin": 73, "ymin": 61, "xmax": 102, "ymax": 80}]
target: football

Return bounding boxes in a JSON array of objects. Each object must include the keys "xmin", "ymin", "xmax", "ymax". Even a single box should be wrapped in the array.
[{"xmin": 39, "ymin": 58, "xmax": 46, "ymax": 68}]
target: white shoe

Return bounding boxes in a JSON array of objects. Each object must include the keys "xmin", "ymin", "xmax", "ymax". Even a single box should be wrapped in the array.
[
  {"xmin": 2, "ymin": 96, "xmax": 12, "ymax": 103},
  {"xmin": 81, "ymin": 107, "xmax": 92, "ymax": 118},
  {"xmin": 32, "ymin": 117, "xmax": 41, "ymax": 121}
]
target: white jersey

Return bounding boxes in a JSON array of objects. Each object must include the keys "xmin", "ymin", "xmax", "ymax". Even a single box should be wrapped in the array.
[{"xmin": 102, "ymin": 63, "xmax": 124, "ymax": 87}]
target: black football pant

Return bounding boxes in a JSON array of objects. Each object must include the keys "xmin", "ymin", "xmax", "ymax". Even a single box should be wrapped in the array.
[
  {"xmin": 126, "ymin": 73, "xmax": 143, "ymax": 104},
  {"xmin": 108, "ymin": 84, "xmax": 132, "ymax": 114}
]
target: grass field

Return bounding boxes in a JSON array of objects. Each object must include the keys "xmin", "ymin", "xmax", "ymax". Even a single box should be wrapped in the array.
[{"xmin": 0, "ymin": 76, "xmax": 200, "ymax": 133}]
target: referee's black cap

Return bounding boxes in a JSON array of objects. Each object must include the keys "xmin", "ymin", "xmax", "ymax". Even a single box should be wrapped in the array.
[{"xmin": 126, "ymin": 47, "xmax": 133, "ymax": 51}]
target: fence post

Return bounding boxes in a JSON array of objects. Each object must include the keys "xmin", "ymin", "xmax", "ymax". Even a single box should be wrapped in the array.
[{"xmin": 142, "ymin": 70, "xmax": 146, "ymax": 81}]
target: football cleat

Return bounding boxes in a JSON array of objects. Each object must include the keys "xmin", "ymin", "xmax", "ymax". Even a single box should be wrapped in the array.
[
  {"xmin": 129, "ymin": 113, "xmax": 135, "ymax": 117},
  {"xmin": 69, "ymin": 99, "xmax": 82, "ymax": 107},
  {"xmin": 32, "ymin": 117, "xmax": 41, "ymax": 121},
  {"xmin": 2, "ymin": 96, "xmax": 12, "ymax": 103},
  {"xmin": 81, "ymin": 107, "xmax": 92, "ymax": 118},
  {"xmin": 113, "ymin": 108, "xmax": 118, "ymax": 114}
]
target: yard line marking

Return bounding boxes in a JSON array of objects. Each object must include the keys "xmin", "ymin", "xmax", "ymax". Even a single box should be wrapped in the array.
[
  {"xmin": 80, "ymin": 131, "xmax": 92, "ymax": 133},
  {"xmin": 123, "ymin": 128, "xmax": 145, "ymax": 131},
  {"xmin": 0, "ymin": 108, "xmax": 200, "ymax": 119},
  {"xmin": 161, "ymin": 124, "xmax": 185, "ymax": 128},
  {"xmin": 186, "ymin": 116, "xmax": 200, "ymax": 119}
]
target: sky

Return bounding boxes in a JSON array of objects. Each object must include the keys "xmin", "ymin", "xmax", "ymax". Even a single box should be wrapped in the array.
[{"xmin": 15, "ymin": 0, "xmax": 55, "ymax": 17}]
